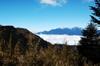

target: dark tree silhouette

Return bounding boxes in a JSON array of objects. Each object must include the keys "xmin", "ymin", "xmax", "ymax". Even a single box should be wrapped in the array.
[
  {"xmin": 78, "ymin": 22, "xmax": 100, "ymax": 64},
  {"xmin": 80, "ymin": 22, "xmax": 99, "ymax": 45},
  {"xmin": 91, "ymin": 0, "xmax": 100, "ymax": 25},
  {"xmin": 78, "ymin": 0, "xmax": 100, "ymax": 63}
]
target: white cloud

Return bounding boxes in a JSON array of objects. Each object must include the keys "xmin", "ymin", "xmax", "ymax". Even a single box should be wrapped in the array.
[
  {"xmin": 40, "ymin": 0, "xmax": 67, "ymax": 6},
  {"xmin": 38, "ymin": 34, "xmax": 81, "ymax": 45}
]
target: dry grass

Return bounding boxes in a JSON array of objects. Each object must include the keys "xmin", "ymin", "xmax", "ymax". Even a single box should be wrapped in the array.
[{"xmin": 0, "ymin": 43, "xmax": 100, "ymax": 66}]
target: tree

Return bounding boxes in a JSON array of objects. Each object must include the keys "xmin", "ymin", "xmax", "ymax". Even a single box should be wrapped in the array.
[
  {"xmin": 91, "ymin": 0, "xmax": 100, "ymax": 25},
  {"xmin": 78, "ymin": 22, "xmax": 100, "ymax": 63},
  {"xmin": 80, "ymin": 22, "xmax": 99, "ymax": 45},
  {"xmin": 78, "ymin": 0, "xmax": 100, "ymax": 63}
]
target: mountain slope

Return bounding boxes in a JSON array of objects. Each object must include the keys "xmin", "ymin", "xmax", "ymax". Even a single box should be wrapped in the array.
[
  {"xmin": 37, "ymin": 27, "xmax": 82, "ymax": 35},
  {"xmin": 0, "ymin": 25, "xmax": 50, "ymax": 54}
]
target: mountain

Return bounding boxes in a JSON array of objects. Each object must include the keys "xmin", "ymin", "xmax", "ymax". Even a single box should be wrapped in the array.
[
  {"xmin": 0, "ymin": 25, "xmax": 50, "ymax": 53},
  {"xmin": 37, "ymin": 27, "xmax": 82, "ymax": 35}
]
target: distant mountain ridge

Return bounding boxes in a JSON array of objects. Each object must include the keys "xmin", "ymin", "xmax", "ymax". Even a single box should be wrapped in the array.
[{"xmin": 37, "ymin": 27, "xmax": 82, "ymax": 35}]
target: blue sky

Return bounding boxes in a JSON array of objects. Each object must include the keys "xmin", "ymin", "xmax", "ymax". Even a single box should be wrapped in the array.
[{"xmin": 0, "ymin": 0, "xmax": 94, "ymax": 32}]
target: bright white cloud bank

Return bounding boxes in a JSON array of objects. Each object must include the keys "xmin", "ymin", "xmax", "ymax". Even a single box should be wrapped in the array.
[
  {"xmin": 40, "ymin": 0, "xmax": 67, "ymax": 6},
  {"xmin": 38, "ymin": 34, "xmax": 81, "ymax": 45}
]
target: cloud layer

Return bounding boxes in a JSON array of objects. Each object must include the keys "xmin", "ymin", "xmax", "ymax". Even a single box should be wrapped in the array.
[
  {"xmin": 38, "ymin": 34, "xmax": 81, "ymax": 45},
  {"xmin": 40, "ymin": 0, "xmax": 67, "ymax": 6}
]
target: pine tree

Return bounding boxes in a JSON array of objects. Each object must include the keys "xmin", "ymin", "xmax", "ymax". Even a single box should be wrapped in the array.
[
  {"xmin": 78, "ymin": 22, "xmax": 100, "ymax": 63},
  {"xmin": 80, "ymin": 22, "xmax": 99, "ymax": 45},
  {"xmin": 91, "ymin": 0, "xmax": 100, "ymax": 25},
  {"xmin": 78, "ymin": 0, "xmax": 100, "ymax": 63}
]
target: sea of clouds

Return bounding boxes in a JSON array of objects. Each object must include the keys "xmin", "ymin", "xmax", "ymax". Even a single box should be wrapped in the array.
[{"xmin": 38, "ymin": 34, "xmax": 81, "ymax": 45}]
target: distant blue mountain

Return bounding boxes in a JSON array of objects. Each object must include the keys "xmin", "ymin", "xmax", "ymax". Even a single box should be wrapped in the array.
[{"xmin": 37, "ymin": 27, "xmax": 82, "ymax": 35}]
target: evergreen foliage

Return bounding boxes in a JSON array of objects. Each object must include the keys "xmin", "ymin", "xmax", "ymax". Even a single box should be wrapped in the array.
[
  {"xmin": 80, "ymin": 22, "xmax": 99, "ymax": 45},
  {"xmin": 91, "ymin": 0, "xmax": 100, "ymax": 25},
  {"xmin": 78, "ymin": 0, "xmax": 100, "ymax": 63}
]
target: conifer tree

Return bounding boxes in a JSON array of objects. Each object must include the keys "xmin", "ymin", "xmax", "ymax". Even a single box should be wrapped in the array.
[
  {"xmin": 80, "ymin": 22, "xmax": 99, "ymax": 45},
  {"xmin": 78, "ymin": 0, "xmax": 100, "ymax": 63},
  {"xmin": 91, "ymin": 0, "xmax": 100, "ymax": 25},
  {"xmin": 78, "ymin": 22, "xmax": 100, "ymax": 63}
]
